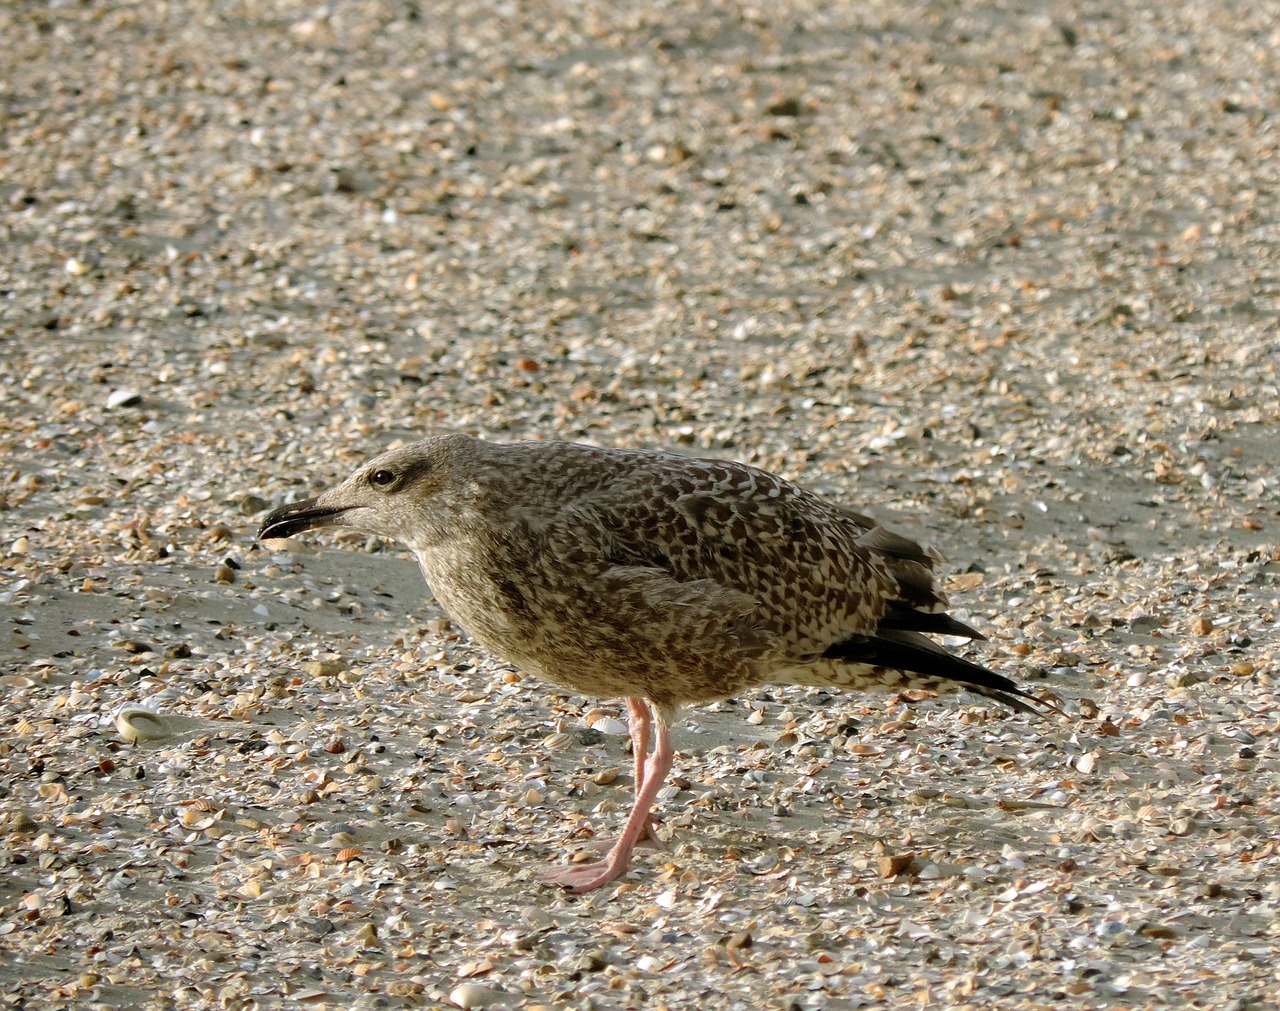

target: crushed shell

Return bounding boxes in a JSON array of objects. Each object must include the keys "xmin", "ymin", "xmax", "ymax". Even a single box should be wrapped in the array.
[
  {"xmin": 112, "ymin": 706, "xmax": 171, "ymax": 744},
  {"xmin": 1, "ymin": 2, "xmax": 1278, "ymax": 1010}
]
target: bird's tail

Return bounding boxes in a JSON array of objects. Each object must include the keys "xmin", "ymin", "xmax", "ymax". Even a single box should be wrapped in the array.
[{"xmin": 821, "ymin": 628, "xmax": 1057, "ymax": 716}]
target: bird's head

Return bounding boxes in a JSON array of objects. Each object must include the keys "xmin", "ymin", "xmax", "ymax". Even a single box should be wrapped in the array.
[{"xmin": 257, "ymin": 434, "xmax": 478, "ymax": 549}]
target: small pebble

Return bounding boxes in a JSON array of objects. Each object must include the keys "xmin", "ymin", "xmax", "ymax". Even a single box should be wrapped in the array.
[
  {"xmin": 878, "ymin": 853, "xmax": 916, "ymax": 877},
  {"xmin": 302, "ymin": 659, "xmax": 345, "ymax": 678},
  {"xmin": 575, "ymin": 951, "xmax": 608, "ymax": 972},
  {"xmin": 106, "ymin": 389, "xmax": 143, "ymax": 409},
  {"xmin": 6, "ymin": 811, "xmax": 39, "ymax": 834},
  {"xmin": 450, "ymin": 983, "xmax": 506, "ymax": 1009},
  {"xmin": 239, "ymin": 494, "xmax": 270, "ymax": 516}
]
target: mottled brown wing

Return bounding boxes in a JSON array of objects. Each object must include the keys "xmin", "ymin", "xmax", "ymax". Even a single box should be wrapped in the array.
[{"xmin": 545, "ymin": 458, "xmax": 910, "ymax": 659}]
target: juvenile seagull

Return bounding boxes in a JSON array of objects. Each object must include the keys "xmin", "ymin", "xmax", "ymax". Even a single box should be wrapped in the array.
[{"xmin": 259, "ymin": 434, "xmax": 1047, "ymax": 892}]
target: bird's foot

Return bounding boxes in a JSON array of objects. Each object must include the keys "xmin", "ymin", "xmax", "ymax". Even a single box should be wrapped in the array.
[
  {"xmin": 538, "ymin": 855, "xmax": 629, "ymax": 893},
  {"xmin": 580, "ymin": 818, "xmax": 666, "ymax": 856},
  {"xmin": 539, "ymin": 830, "xmax": 661, "ymax": 892}
]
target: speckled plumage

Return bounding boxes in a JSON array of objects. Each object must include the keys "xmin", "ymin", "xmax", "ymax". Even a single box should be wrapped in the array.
[{"xmin": 260, "ymin": 433, "xmax": 1047, "ymax": 891}]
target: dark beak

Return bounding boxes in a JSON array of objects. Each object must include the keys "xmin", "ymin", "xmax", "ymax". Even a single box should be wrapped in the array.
[{"xmin": 257, "ymin": 496, "xmax": 351, "ymax": 540}]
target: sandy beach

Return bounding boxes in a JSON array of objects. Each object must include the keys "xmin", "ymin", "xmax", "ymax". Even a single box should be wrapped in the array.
[{"xmin": 1, "ymin": 1, "xmax": 1278, "ymax": 1007}]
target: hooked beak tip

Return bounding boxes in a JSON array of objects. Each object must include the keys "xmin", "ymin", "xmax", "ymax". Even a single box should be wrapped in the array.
[{"xmin": 256, "ymin": 497, "xmax": 350, "ymax": 540}]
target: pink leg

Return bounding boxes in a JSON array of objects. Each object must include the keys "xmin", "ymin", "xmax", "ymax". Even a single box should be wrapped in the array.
[
  {"xmin": 576, "ymin": 698, "xmax": 664, "ymax": 858},
  {"xmin": 541, "ymin": 698, "xmax": 675, "ymax": 892},
  {"xmin": 628, "ymin": 696, "xmax": 651, "ymax": 792},
  {"xmin": 625, "ymin": 697, "xmax": 664, "ymax": 848}
]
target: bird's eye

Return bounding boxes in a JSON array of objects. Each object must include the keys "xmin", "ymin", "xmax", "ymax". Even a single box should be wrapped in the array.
[{"xmin": 370, "ymin": 469, "xmax": 396, "ymax": 488}]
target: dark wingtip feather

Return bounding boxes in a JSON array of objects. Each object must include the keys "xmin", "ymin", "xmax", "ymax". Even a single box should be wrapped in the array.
[
  {"xmin": 878, "ymin": 606, "xmax": 987, "ymax": 641},
  {"xmin": 962, "ymin": 682, "xmax": 1059, "ymax": 717},
  {"xmin": 822, "ymin": 629, "xmax": 1060, "ymax": 717},
  {"xmin": 852, "ymin": 524, "xmax": 990, "ymax": 642}
]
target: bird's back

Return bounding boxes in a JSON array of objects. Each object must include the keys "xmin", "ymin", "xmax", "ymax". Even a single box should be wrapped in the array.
[{"xmin": 469, "ymin": 439, "xmax": 954, "ymax": 663}]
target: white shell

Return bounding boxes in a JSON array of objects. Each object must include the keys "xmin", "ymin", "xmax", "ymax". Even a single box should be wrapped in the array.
[{"xmin": 114, "ymin": 706, "xmax": 170, "ymax": 744}]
